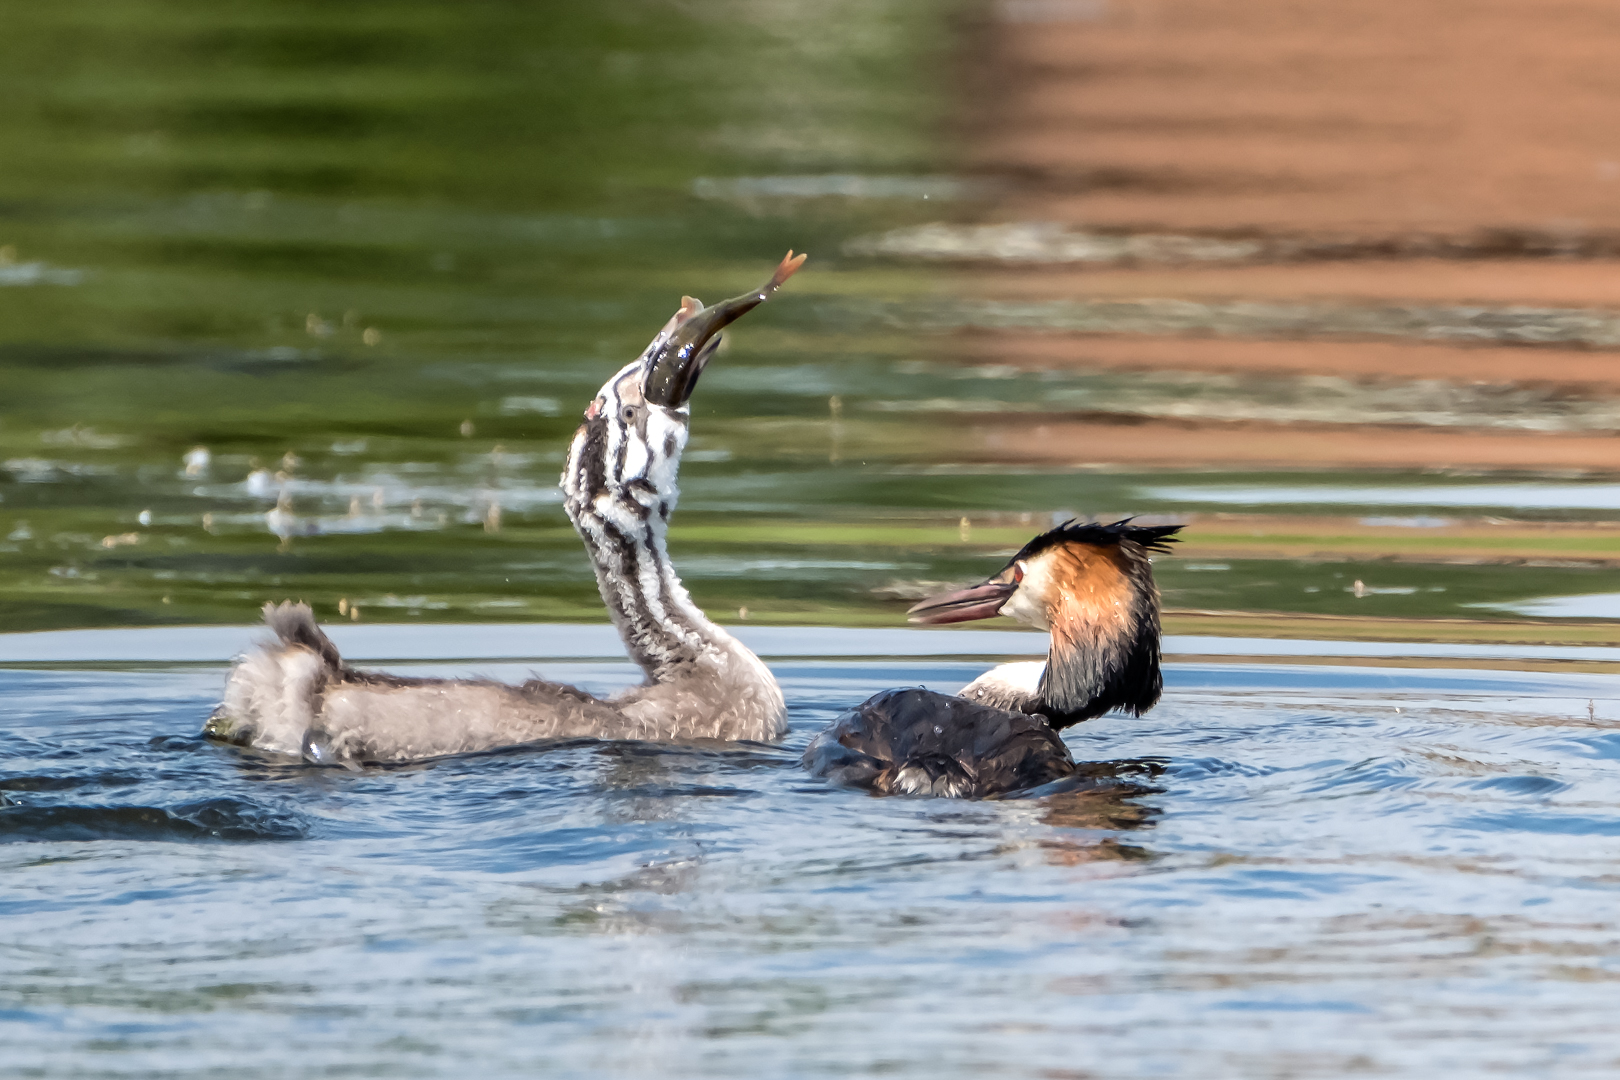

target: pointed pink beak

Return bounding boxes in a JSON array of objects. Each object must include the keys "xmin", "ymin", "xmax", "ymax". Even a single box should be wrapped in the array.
[{"xmin": 906, "ymin": 580, "xmax": 1018, "ymax": 625}]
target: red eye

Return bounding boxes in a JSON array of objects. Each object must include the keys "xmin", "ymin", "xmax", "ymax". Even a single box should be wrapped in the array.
[{"xmin": 1012, "ymin": 561, "xmax": 1026, "ymax": 583}]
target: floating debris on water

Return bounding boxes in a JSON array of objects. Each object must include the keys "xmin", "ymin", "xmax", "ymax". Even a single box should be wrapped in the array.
[
  {"xmin": 499, "ymin": 396, "xmax": 561, "ymax": 416},
  {"xmin": 244, "ymin": 469, "xmax": 277, "ymax": 498},
  {"xmin": 42, "ymin": 426, "xmax": 127, "ymax": 449},
  {"xmin": 5, "ymin": 458, "xmax": 116, "ymax": 481},
  {"xmin": 1350, "ymin": 581, "xmax": 1417, "ymax": 597},
  {"xmin": 0, "ymin": 260, "xmax": 84, "ymax": 286},
  {"xmin": 846, "ymin": 221, "xmax": 1620, "ymax": 265},
  {"xmin": 831, "ymin": 296, "xmax": 1620, "ymax": 349},
  {"xmin": 693, "ymin": 175, "xmax": 976, "ymax": 201},
  {"xmin": 845, "ymin": 222, "xmax": 1262, "ymax": 263},
  {"xmin": 265, "ymin": 496, "xmax": 299, "ymax": 544}
]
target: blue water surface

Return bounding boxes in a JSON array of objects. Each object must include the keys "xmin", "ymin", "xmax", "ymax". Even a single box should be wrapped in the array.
[{"xmin": 4, "ymin": 652, "xmax": 1620, "ymax": 1078}]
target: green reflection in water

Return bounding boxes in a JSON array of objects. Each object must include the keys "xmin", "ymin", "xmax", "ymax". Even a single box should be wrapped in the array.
[{"xmin": 0, "ymin": 1, "xmax": 1614, "ymax": 635}]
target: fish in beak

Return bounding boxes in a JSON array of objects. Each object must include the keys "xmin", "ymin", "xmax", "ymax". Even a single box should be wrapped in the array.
[{"xmin": 642, "ymin": 251, "xmax": 807, "ymax": 408}]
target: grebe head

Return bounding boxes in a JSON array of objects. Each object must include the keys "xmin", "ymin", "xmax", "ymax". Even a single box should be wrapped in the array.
[
  {"xmin": 907, "ymin": 519, "xmax": 1180, "ymax": 629},
  {"xmin": 562, "ymin": 252, "xmax": 806, "ymax": 514},
  {"xmin": 909, "ymin": 519, "xmax": 1182, "ymax": 721}
]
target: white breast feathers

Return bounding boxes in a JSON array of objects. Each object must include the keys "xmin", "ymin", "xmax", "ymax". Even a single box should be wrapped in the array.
[{"xmin": 957, "ymin": 660, "xmax": 1046, "ymax": 715}]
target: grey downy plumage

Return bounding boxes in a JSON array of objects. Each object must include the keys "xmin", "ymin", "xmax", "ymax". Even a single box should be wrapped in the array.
[{"xmin": 206, "ymin": 253, "xmax": 807, "ymax": 763}]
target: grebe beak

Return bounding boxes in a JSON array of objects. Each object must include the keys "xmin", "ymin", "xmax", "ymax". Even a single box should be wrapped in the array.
[
  {"xmin": 907, "ymin": 579, "xmax": 1019, "ymax": 625},
  {"xmin": 643, "ymin": 250, "xmax": 807, "ymax": 407}
]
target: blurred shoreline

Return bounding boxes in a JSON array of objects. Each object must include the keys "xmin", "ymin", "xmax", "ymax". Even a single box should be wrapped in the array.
[
  {"xmin": 899, "ymin": 0, "xmax": 1620, "ymax": 474},
  {"xmin": 0, "ymin": 0, "xmax": 1615, "ymax": 635}
]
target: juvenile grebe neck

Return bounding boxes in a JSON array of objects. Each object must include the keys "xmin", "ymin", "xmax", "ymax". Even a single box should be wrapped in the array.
[
  {"xmin": 207, "ymin": 253, "xmax": 805, "ymax": 763},
  {"xmin": 555, "ymin": 257, "xmax": 812, "ymax": 739}
]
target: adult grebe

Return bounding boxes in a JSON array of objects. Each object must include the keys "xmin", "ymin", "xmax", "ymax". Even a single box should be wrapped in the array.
[
  {"xmin": 205, "ymin": 253, "xmax": 806, "ymax": 763},
  {"xmin": 804, "ymin": 519, "xmax": 1181, "ymax": 798}
]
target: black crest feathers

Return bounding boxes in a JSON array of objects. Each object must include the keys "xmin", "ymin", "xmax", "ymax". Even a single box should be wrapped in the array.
[{"xmin": 1010, "ymin": 518, "xmax": 1182, "ymax": 563}]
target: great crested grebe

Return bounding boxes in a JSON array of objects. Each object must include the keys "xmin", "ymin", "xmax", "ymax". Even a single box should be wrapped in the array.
[
  {"xmin": 804, "ymin": 519, "xmax": 1181, "ymax": 798},
  {"xmin": 205, "ymin": 253, "xmax": 806, "ymax": 763}
]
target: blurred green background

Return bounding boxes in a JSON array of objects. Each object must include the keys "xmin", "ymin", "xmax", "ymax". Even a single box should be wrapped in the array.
[{"xmin": 1, "ymin": 0, "xmax": 1616, "ymax": 635}]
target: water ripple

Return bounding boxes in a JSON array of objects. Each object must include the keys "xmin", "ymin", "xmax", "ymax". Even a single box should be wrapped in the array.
[
  {"xmin": 1, "ymin": 660, "xmax": 1619, "ymax": 1076},
  {"xmin": 0, "ymin": 797, "xmax": 305, "ymax": 843}
]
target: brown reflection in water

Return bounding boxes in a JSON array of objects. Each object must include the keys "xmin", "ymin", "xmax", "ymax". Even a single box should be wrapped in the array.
[
  {"xmin": 1021, "ymin": 757, "xmax": 1165, "ymax": 866},
  {"xmin": 965, "ymin": 0, "xmax": 1620, "ymax": 239},
  {"xmin": 1040, "ymin": 790, "xmax": 1158, "ymax": 832},
  {"xmin": 931, "ymin": 0, "xmax": 1620, "ymax": 475},
  {"xmin": 1037, "ymin": 832, "xmax": 1153, "ymax": 868}
]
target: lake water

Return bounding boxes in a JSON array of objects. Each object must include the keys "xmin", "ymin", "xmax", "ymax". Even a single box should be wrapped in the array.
[
  {"xmin": 4, "ymin": 2, "xmax": 1620, "ymax": 1075},
  {"xmin": 5, "ymin": 631, "xmax": 1620, "ymax": 1078}
]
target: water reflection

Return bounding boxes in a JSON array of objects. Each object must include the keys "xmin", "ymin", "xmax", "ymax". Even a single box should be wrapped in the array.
[
  {"xmin": 0, "ymin": 0, "xmax": 1615, "ymax": 638},
  {"xmin": 4, "ymin": 0, "xmax": 1620, "ymax": 1073},
  {"xmin": 1486, "ymin": 593, "xmax": 1620, "ymax": 619},
  {"xmin": 1144, "ymin": 482, "xmax": 1620, "ymax": 511}
]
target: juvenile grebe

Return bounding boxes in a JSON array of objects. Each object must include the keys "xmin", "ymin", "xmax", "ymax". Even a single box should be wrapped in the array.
[
  {"xmin": 205, "ymin": 253, "xmax": 806, "ymax": 763},
  {"xmin": 804, "ymin": 519, "xmax": 1181, "ymax": 798}
]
